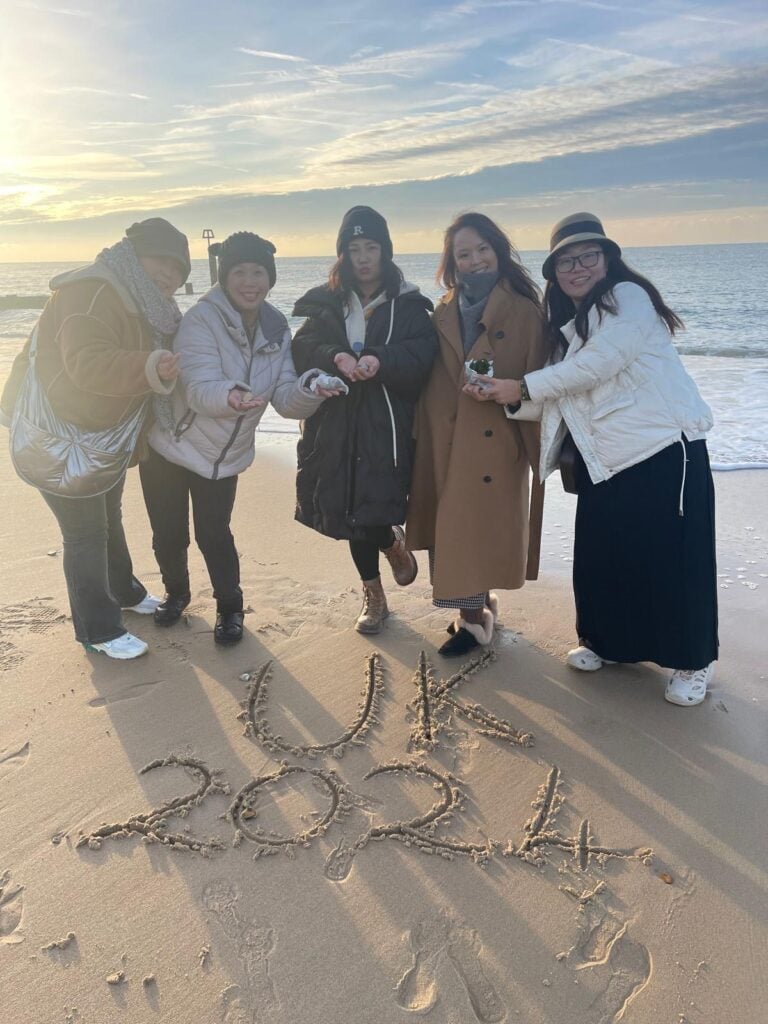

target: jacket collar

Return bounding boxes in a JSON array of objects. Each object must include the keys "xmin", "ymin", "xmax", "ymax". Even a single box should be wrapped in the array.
[
  {"xmin": 49, "ymin": 261, "xmax": 142, "ymax": 317},
  {"xmin": 436, "ymin": 277, "xmax": 518, "ymax": 366},
  {"xmin": 201, "ymin": 285, "xmax": 286, "ymax": 352}
]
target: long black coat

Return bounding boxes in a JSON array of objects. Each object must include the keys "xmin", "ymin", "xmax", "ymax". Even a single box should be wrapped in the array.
[{"xmin": 292, "ymin": 284, "xmax": 437, "ymax": 539}]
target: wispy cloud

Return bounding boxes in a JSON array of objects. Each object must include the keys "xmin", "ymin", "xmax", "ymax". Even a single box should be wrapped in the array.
[
  {"xmin": 43, "ymin": 86, "xmax": 149, "ymax": 100},
  {"xmin": 1, "ymin": 0, "xmax": 766, "ymax": 252},
  {"xmin": 237, "ymin": 48, "xmax": 309, "ymax": 63}
]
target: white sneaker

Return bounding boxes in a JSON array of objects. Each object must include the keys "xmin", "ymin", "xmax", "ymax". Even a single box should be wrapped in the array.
[
  {"xmin": 664, "ymin": 663, "xmax": 714, "ymax": 706},
  {"xmin": 122, "ymin": 593, "xmax": 162, "ymax": 615},
  {"xmin": 85, "ymin": 633, "xmax": 148, "ymax": 660},
  {"xmin": 566, "ymin": 646, "xmax": 616, "ymax": 672}
]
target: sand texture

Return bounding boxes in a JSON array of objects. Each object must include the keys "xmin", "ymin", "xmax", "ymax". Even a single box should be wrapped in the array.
[{"xmin": 0, "ymin": 439, "xmax": 766, "ymax": 1023}]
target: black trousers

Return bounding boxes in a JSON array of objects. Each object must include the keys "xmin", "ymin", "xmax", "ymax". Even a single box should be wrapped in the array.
[
  {"xmin": 41, "ymin": 474, "xmax": 146, "ymax": 644},
  {"xmin": 349, "ymin": 526, "xmax": 395, "ymax": 581},
  {"xmin": 139, "ymin": 446, "xmax": 243, "ymax": 613}
]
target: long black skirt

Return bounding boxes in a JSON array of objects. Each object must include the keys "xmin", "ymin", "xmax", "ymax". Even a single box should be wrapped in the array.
[{"xmin": 573, "ymin": 437, "xmax": 718, "ymax": 670}]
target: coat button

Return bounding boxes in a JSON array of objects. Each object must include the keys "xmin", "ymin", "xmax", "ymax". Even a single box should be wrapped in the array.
[
  {"xmin": 483, "ymin": 475, "xmax": 492, "ymax": 483},
  {"xmin": 484, "ymin": 429, "xmax": 493, "ymax": 437},
  {"xmin": 495, "ymin": 330, "xmax": 505, "ymax": 339}
]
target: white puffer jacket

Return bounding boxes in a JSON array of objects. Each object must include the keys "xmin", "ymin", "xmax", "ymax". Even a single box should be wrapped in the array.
[
  {"xmin": 518, "ymin": 282, "xmax": 713, "ymax": 484},
  {"xmin": 149, "ymin": 286, "xmax": 323, "ymax": 479}
]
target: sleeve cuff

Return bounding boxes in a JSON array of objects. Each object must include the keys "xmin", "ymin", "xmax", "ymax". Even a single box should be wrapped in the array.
[{"xmin": 144, "ymin": 349, "xmax": 175, "ymax": 395}]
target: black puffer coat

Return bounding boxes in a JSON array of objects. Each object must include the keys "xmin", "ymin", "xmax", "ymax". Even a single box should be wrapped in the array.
[{"xmin": 292, "ymin": 284, "xmax": 437, "ymax": 539}]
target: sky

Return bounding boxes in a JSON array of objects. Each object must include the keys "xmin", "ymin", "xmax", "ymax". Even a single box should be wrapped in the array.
[{"xmin": 1, "ymin": 0, "xmax": 767, "ymax": 260}]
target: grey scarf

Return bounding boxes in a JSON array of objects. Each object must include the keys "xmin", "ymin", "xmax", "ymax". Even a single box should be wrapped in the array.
[
  {"xmin": 97, "ymin": 239, "xmax": 182, "ymax": 431},
  {"xmin": 457, "ymin": 271, "xmax": 499, "ymax": 355}
]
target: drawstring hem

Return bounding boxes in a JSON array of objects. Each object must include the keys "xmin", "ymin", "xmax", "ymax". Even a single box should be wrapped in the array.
[{"xmin": 678, "ymin": 437, "xmax": 688, "ymax": 517}]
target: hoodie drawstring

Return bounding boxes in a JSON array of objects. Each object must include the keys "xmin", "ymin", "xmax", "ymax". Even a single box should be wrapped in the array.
[
  {"xmin": 678, "ymin": 437, "xmax": 688, "ymax": 517},
  {"xmin": 381, "ymin": 300, "xmax": 398, "ymax": 468}
]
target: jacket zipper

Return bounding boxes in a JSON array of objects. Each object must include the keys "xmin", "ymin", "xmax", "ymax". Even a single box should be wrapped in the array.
[
  {"xmin": 212, "ymin": 417, "xmax": 244, "ymax": 481},
  {"xmin": 174, "ymin": 408, "xmax": 196, "ymax": 440},
  {"xmin": 210, "ymin": 332, "xmax": 258, "ymax": 479}
]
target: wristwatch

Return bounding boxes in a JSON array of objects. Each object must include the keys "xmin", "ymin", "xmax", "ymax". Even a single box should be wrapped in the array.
[{"xmin": 519, "ymin": 377, "xmax": 531, "ymax": 402}]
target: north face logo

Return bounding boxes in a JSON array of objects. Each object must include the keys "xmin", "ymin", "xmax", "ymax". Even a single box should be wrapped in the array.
[{"xmin": 352, "ymin": 225, "xmax": 364, "ymax": 236}]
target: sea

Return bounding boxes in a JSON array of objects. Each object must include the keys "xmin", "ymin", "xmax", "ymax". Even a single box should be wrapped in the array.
[{"xmin": 1, "ymin": 244, "xmax": 766, "ymax": 469}]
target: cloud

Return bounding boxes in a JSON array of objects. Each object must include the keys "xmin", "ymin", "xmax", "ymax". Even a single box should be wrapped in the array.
[
  {"xmin": 291, "ymin": 62, "xmax": 768, "ymax": 190},
  {"xmin": 237, "ymin": 48, "xmax": 309, "ymax": 63},
  {"xmin": 43, "ymin": 86, "xmax": 149, "ymax": 100}
]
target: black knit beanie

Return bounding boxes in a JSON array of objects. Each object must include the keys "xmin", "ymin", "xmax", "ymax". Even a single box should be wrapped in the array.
[
  {"xmin": 336, "ymin": 206, "xmax": 393, "ymax": 261},
  {"xmin": 125, "ymin": 218, "xmax": 191, "ymax": 283},
  {"xmin": 217, "ymin": 232, "xmax": 277, "ymax": 288}
]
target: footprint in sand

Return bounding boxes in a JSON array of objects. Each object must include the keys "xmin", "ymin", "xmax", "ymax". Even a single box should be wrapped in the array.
[
  {"xmin": 0, "ymin": 741, "xmax": 30, "ymax": 784},
  {"xmin": 0, "ymin": 870, "xmax": 25, "ymax": 945},
  {"xmin": 569, "ymin": 916, "xmax": 652, "ymax": 1023},
  {"xmin": 0, "ymin": 640, "xmax": 24, "ymax": 672},
  {"xmin": 396, "ymin": 909, "xmax": 505, "ymax": 1022},
  {"xmin": 203, "ymin": 880, "xmax": 278, "ymax": 1022},
  {"xmin": 0, "ymin": 599, "xmax": 65, "ymax": 671},
  {"xmin": 220, "ymin": 985, "xmax": 253, "ymax": 1024},
  {"xmin": 87, "ymin": 679, "xmax": 162, "ymax": 708}
]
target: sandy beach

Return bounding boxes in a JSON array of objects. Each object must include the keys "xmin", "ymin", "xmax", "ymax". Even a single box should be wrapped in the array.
[{"xmin": 0, "ymin": 437, "xmax": 766, "ymax": 1024}]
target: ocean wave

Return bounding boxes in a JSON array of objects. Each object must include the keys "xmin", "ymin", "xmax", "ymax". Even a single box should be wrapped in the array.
[{"xmin": 675, "ymin": 344, "xmax": 768, "ymax": 359}]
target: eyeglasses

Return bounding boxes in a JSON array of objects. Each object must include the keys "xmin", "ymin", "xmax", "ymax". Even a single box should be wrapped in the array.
[{"xmin": 554, "ymin": 250, "xmax": 603, "ymax": 274}]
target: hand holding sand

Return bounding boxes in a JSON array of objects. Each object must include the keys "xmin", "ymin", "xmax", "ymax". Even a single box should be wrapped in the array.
[
  {"xmin": 349, "ymin": 356, "xmax": 380, "ymax": 381},
  {"xmin": 227, "ymin": 388, "xmax": 266, "ymax": 412},
  {"xmin": 333, "ymin": 352, "xmax": 359, "ymax": 381},
  {"xmin": 462, "ymin": 376, "xmax": 521, "ymax": 405},
  {"xmin": 156, "ymin": 352, "xmax": 180, "ymax": 382}
]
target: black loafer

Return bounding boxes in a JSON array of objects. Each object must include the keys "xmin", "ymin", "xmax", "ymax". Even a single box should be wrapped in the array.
[
  {"xmin": 438, "ymin": 627, "xmax": 480, "ymax": 657},
  {"xmin": 153, "ymin": 593, "xmax": 191, "ymax": 627},
  {"xmin": 214, "ymin": 611, "xmax": 244, "ymax": 646}
]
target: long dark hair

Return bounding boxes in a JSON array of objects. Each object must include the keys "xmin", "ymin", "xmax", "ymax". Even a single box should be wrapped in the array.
[
  {"xmin": 328, "ymin": 250, "xmax": 404, "ymax": 300},
  {"xmin": 437, "ymin": 212, "xmax": 540, "ymax": 305},
  {"xmin": 545, "ymin": 242, "xmax": 684, "ymax": 356}
]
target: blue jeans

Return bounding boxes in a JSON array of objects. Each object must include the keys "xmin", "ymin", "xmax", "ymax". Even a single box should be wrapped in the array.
[{"xmin": 41, "ymin": 474, "xmax": 147, "ymax": 645}]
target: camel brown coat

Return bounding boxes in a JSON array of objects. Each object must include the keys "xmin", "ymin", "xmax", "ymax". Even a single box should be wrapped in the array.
[{"xmin": 406, "ymin": 279, "xmax": 547, "ymax": 601}]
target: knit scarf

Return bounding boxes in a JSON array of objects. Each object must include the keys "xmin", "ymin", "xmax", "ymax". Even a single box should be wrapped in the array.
[
  {"xmin": 97, "ymin": 239, "xmax": 182, "ymax": 431},
  {"xmin": 457, "ymin": 271, "xmax": 499, "ymax": 355}
]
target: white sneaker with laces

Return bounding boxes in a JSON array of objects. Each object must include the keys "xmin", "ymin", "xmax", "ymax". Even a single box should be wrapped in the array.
[
  {"xmin": 85, "ymin": 632, "xmax": 148, "ymax": 660},
  {"xmin": 664, "ymin": 663, "xmax": 714, "ymax": 706},
  {"xmin": 566, "ymin": 646, "xmax": 616, "ymax": 672},
  {"xmin": 122, "ymin": 594, "xmax": 162, "ymax": 615}
]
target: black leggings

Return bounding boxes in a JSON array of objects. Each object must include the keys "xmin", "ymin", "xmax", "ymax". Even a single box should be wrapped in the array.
[
  {"xmin": 139, "ymin": 446, "xmax": 243, "ymax": 613},
  {"xmin": 349, "ymin": 526, "xmax": 395, "ymax": 581}
]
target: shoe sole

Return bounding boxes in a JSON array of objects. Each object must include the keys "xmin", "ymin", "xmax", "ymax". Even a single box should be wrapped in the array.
[
  {"xmin": 664, "ymin": 691, "xmax": 706, "ymax": 707},
  {"xmin": 153, "ymin": 609, "xmax": 189, "ymax": 627},
  {"xmin": 214, "ymin": 634, "xmax": 243, "ymax": 646},
  {"xmin": 84, "ymin": 643, "xmax": 148, "ymax": 660}
]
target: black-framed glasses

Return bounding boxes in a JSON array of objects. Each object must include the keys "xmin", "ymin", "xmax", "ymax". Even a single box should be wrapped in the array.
[{"xmin": 554, "ymin": 250, "xmax": 603, "ymax": 274}]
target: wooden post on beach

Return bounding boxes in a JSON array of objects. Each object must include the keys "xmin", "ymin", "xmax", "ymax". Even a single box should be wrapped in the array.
[{"xmin": 203, "ymin": 229, "xmax": 219, "ymax": 286}]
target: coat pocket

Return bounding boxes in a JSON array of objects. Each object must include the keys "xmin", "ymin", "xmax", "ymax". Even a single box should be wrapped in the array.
[{"xmin": 591, "ymin": 388, "xmax": 635, "ymax": 421}]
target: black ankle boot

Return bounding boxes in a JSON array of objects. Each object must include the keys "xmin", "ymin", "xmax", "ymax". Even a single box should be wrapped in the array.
[
  {"xmin": 214, "ymin": 610, "xmax": 244, "ymax": 646},
  {"xmin": 153, "ymin": 593, "xmax": 191, "ymax": 627}
]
